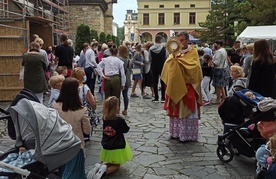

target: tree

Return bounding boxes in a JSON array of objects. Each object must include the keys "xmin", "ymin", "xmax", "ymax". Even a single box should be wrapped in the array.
[
  {"xmin": 244, "ymin": 0, "xmax": 276, "ymax": 25},
  {"xmin": 99, "ymin": 32, "xmax": 106, "ymax": 44},
  {"xmin": 90, "ymin": 29, "xmax": 98, "ymax": 42},
  {"xmin": 106, "ymin": 34, "xmax": 112, "ymax": 42},
  {"xmin": 199, "ymin": 0, "xmax": 276, "ymax": 46},
  {"xmin": 112, "ymin": 35, "xmax": 119, "ymax": 47},
  {"xmin": 75, "ymin": 24, "xmax": 91, "ymax": 55},
  {"xmin": 117, "ymin": 26, "xmax": 125, "ymax": 43}
]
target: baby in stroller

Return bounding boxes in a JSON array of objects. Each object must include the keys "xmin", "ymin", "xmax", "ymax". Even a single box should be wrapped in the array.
[
  {"xmin": 217, "ymin": 88, "xmax": 276, "ymax": 163},
  {"xmin": 0, "ymin": 89, "xmax": 82, "ymax": 179}
]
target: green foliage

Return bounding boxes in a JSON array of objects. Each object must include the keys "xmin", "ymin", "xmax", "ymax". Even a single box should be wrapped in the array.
[
  {"xmin": 90, "ymin": 29, "xmax": 98, "ymax": 42},
  {"xmin": 117, "ymin": 26, "xmax": 125, "ymax": 43},
  {"xmin": 106, "ymin": 34, "xmax": 112, "ymax": 42},
  {"xmin": 113, "ymin": 36, "xmax": 120, "ymax": 47},
  {"xmin": 99, "ymin": 32, "xmax": 106, "ymax": 44},
  {"xmin": 75, "ymin": 24, "xmax": 91, "ymax": 55},
  {"xmin": 199, "ymin": 0, "xmax": 276, "ymax": 46}
]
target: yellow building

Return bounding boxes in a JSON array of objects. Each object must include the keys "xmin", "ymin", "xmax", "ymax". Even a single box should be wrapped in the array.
[{"xmin": 137, "ymin": 0, "xmax": 210, "ymax": 42}]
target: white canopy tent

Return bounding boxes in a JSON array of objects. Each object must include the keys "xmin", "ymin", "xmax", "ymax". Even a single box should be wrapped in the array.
[{"xmin": 236, "ymin": 25, "xmax": 276, "ymax": 53}]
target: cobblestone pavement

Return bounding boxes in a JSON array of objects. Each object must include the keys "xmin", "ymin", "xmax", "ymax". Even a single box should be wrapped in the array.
[{"xmin": 0, "ymin": 89, "xmax": 256, "ymax": 179}]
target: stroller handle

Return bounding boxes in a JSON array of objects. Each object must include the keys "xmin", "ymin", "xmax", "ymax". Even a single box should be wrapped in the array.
[
  {"xmin": 0, "ymin": 161, "xmax": 47, "ymax": 179},
  {"xmin": 0, "ymin": 108, "xmax": 10, "ymax": 120},
  {"xmin": 232, "ymin": 85, "xmax": 247, "ymax": 92}
]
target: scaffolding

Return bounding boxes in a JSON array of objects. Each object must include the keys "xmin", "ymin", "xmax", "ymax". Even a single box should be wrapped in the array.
[{"xmin": 0, "ymin": 0, "xmax": 69, "ymax": 101}]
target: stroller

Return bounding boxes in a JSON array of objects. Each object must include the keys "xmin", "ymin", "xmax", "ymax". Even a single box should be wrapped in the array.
[
  {"xmin": 0, "ymin": 89, "xmax": 81, "ymax": 178},
  {"xmin": 216, "ymin": 87, "xmax": 276, "ymax": 163}
]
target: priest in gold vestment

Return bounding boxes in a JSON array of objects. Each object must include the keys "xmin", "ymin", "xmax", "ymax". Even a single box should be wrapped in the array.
[{"xmin": 161, "ymin": 31, "xmax": 202, "ymax": 141}]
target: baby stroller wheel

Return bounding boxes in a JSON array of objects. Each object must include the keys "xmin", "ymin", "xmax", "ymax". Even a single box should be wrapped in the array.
[{"xmin": 216, "ymin": 144, "xmax": 234, "ymax": 163}]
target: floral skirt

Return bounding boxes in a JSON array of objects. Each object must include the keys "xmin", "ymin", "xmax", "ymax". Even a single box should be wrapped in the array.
[
  {"xmin": 100, "ymin": 141, "xmax": 133, "ymax": 164},
  {"xmin": 212, "ymin": 68, "xmax": 229, "ymax": 87},
  {"xmin": 169, "ymin": 115, "xmax": 199, "ymax": 142}
]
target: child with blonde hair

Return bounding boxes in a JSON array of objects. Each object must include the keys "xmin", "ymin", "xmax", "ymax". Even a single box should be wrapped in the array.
[
  {"xmin": 264, "ymin": 135, "xmax": 276, "ymax": 178},
  {"xmin": 48, "ymin": 75, "xmax": 65, "ymax": 107},
  {"xmin": 72, "ymin": 67, "xmax": 96, "ymax": 110},
  {"xmin": 87, "ymin": 96, "xmax": 133, "ymax": 179},
  {"xmin": 55, "ymin": 66, "xmax": 68, "ymax": 77}
]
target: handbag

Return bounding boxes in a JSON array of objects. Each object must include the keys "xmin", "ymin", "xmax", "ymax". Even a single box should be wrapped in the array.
[
  {"xmin": 82, "ymin": 86, "xmax": 99, "ymax": 128},
  {"xmin": 132, "ymin": 68, "xmax": 141, "ymax": 75},
  {"xmin": 19, "ymin": 67, "xmax": 24, "ymax": 80}
]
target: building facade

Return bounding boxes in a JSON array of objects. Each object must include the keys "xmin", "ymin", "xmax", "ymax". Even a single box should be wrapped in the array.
[
  {"xmin": 0, "ymin": 0, "xmax": 69, "ymax": 100},
  {"xmin": 137, "ymin": 0, "xmax": 210, "ymax": 43},
  {"xmin": 124, "ymin": 10, "xmax": 139, "ymax": 43},
  {"xmin": 68, "ymin": 0, "xmax": 117, "ymax": 44}
]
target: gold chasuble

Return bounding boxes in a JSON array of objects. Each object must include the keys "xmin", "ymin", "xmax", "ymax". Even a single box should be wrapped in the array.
[{"xmin": 161, "ymin": 46, "xmax": 202, "ymax": 118}]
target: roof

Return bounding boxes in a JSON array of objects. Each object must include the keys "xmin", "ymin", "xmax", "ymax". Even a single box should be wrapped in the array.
[{"xmin": 237, "ymin": 26, "xmax": 276, "ymax": 42}]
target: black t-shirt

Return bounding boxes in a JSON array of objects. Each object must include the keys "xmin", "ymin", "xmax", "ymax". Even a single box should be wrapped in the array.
[
  {"xmin": 55, "ymin": 44, "xmax": 74, "ymax": 69},
  {"xmin": 228, "ymin": 48, "xmax": 241, "ymax": 64},
  {"xmin": 202, "ymin": 62, "xmax": 212, "ymax": 77},
  {"xmin": 101, "ymin": 116, "xmax": 129, "ymax": 150}
]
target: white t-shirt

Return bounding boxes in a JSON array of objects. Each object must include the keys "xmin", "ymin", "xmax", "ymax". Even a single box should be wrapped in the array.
[{"xmin": 79, "ymin": 85, "xmax": 90, "ymax": 105}]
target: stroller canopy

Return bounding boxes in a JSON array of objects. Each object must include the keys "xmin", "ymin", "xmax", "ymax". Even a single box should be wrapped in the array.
[{"xmin": 9, "ymin": 98, "xmax": 81, "ymax": 171}]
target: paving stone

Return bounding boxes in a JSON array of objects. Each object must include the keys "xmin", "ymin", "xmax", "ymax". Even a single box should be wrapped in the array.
[
  {"xmin": 153, "ymin": 167, "xmax": 179, "ymax": 175},
  {"xmin": 0, "ymin": 86, "xmax": 257, "ymax": 178}
]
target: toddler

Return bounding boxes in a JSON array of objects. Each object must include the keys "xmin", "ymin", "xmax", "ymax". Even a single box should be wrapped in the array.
[
  {"xmin": 55, "ymin": 66, "xmax": 68, "ymax": 77},
  {"xmin": 48, "ymin": 75, "xmax": 65, "ymax": 107},
  {"xmin": 87, "ymin": 96, "xmax": 133, "ymax": 179}
]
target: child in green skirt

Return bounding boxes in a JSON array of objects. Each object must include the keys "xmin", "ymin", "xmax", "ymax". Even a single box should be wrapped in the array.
[{"xmin": 87, "ymin": 96, "xmax": 133, "ymax": 179}]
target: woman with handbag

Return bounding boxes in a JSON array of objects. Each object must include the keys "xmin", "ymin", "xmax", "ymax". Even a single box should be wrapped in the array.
[
  {"xmin": 22, "ymin": 42, "xmax": 47, "ymax": 103},
  {"xmin": 130, "ymin": 44, "xmax": 144, "ymax": 98}
]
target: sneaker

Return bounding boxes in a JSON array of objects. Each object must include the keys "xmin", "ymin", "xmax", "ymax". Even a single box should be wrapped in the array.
[
  {"xmin": 87, "ymin": 163, "xmax": 101, "ymax": 179},
  {"xmin": 161, "ymin": 98, "xmax": 165, "ymax": 103},
  {"xmin": 152, "ymin": 99, "xmax": 159, "ymax": 103},
  {"xmin": 93, "ymin": 164, "xmax": 107, "ymax": 179},
  {"xmin": 202, "ymin": 100, "xmax": 211, "ymax": 106},
  {"xmin": 130, "ymin": 93, "xmax": 139, "ymax": 98}
]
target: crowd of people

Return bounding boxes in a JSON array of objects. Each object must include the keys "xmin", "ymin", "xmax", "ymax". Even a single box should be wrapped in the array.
[{"xmin": 20, "ymin": 32, "xmax": 276, "ymax": 178}]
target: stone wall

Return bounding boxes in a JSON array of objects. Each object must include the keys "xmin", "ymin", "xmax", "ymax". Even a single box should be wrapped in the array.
[
  {"xmin": 104, "ymin": 2, "xmax": 113, "ymax": 35},
  {"xmin": 68, "ymin": 5, "xmax": 105, "ymax": 44}
]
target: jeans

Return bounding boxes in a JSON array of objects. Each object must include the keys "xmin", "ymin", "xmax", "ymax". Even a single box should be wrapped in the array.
[
  {"xmin": 201, "ymin": 76, "xmax": 211, "ymax": 101},
  {"xmin": 152, "ymin": 68, "xmax": 165, "ymax": 100},
  {"xmin": 122, "ymin": 86, "xmax": 129, "ymax": 110},
  {"xmin": 84, "ymin": 67, "xmax": 96, "ymax": 96}
]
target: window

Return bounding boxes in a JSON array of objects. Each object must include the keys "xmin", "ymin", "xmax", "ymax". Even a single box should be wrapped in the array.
[
  {"xmin": 144, "ymin": 5, "xmax": 149, "ymax": 8},
  {"xmin": 159, "ymin": 5, "xmax": 164, "ymax": 8},
  {"xmin": 174, "ymin": 13, "xmax": 180, "ymax": 25},
  {"xmin": 189, "ymin": 12, "xmax": 196, "ymax": 24},
  {"xmin": 190, "ymin": 4, "xmax": 195, "ymax": 8},
  {"xmin": 143, "ymin": 13, "xmax": 149, "ymax": 25},
  {"xmin": 175, "ymin": 4, "xmax": 179, "ymax": 8},
  {"xmin": 158, "ymin": 13, "xmax": 165, "ymax": 25}
]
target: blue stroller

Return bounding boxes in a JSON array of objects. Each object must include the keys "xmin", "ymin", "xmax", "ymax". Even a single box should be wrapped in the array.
[{"xmin": 217, "ymin": 87, "xmax": 276, "ymax": 163}]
